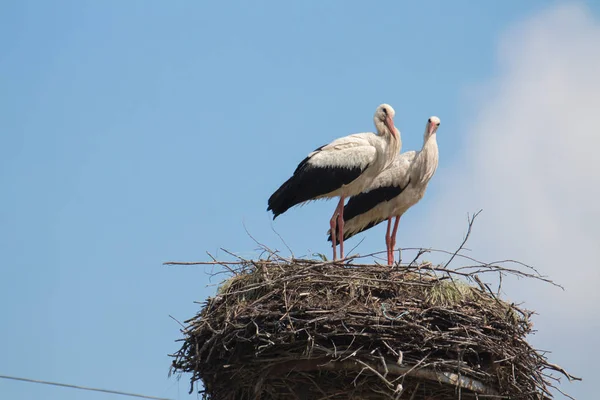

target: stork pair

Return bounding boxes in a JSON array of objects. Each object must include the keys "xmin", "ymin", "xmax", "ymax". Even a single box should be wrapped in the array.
[{"xmin": 267, "ymin": 104, "xmax": 440, "ymax": 265}]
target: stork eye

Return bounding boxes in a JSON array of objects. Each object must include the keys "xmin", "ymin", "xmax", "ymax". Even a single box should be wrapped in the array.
[{"xmin": 382, "ymin": 108, "xmax": 388, "ymax": 115}]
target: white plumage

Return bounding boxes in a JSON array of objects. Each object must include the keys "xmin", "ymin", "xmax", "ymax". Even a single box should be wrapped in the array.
[
  {"xmin": 267, "ymin": 104, "xmax": 402, "ymax": 260},
  {"xmin": 328, "ymin": 116, "xmax": 440, "ymax": 265},
  {"xmin": 303, "ymin": 132, "xmax": 400, "ymax": 198}
]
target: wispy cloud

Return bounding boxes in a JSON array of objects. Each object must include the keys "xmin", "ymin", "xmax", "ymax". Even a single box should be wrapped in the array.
[{"xmin": 425, "ymin": 3, "xmax": 600, "ymax": 319}]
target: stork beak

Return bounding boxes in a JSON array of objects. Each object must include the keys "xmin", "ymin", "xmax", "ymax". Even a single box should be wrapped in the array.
[
  {"xmin": 385, "ymin": 115, "xmax": 396, "ymax": 138},
  {"xmin": 428, "ymin": 123, "xmax": 437, "ymax": 136}
]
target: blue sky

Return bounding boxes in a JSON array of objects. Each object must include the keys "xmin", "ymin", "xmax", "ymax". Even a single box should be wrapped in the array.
[{"xmin": 1, "ymin": 1, "xmax": 597, "ymax": 399}]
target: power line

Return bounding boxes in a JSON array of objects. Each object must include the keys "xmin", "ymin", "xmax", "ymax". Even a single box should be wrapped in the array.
[{"xmin": 0, "ymin": 374, "xmax": 173, "ymax": 400}]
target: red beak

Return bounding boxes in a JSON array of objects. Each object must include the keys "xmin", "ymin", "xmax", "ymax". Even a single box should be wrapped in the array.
[
  {"xmin": 428, "ymin": 123, "xmax": 437, "ymax": 136},
  {"xmin": 385, "ymin": 115, "xmax": 396, "ymax": 138}
]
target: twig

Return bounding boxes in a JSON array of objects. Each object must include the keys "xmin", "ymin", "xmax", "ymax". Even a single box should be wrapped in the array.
[
  {"xmin": 443, "ymin": 209, "xmax": 482, "ymax": 269},
  {"xmin": 207, "ymin": 251, "xmax": 238, "ymax": 275},
  {"xmin": 169, "ymin": 315, "xmax": 186, "ymax": 330},
  {"xmin": 544, "ymin": 362, "xmax": 582, "ymax": 382},
  {"xmin": 347, "ymin": 237, "xmax": 366, "ymax": 259},
  {"xmin": 169, "ymin": 220, "xmax": 575, "ymax": 399},
  {"xmin": 270, "ymin": 223, "xmax": 295, "ymax": 259},
  {"xmin": 163, "ymin": 261, "xmax": 245, "ymax": 266}
]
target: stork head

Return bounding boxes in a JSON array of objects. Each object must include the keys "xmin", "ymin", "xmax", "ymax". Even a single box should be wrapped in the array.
[
  {"xmin": 374, "ymin": 104, "xmax": 397, "ymax": 138},
  {"xmin": 425, "ymin": 116, "xmax": 441, "ymax": 138}
]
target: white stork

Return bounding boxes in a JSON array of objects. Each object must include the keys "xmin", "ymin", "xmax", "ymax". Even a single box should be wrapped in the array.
[
  {"xmin": 328, "ymin": 116, "xmax": 440, "ymax": 265},
  {"xmin": 267, "ymin": 104, "xmax": 401, "ymax": 260}
]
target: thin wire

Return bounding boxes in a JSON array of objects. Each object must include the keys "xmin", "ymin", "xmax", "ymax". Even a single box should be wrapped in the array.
[{"xmin": 0, "ymin": 374, "xmax": 173, "ymax": 400}]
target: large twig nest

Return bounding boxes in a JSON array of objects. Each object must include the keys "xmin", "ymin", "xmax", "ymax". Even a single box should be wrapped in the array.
[{"xmin": 170, "ymin": 256, "xmax": 577, "ymax": 399}]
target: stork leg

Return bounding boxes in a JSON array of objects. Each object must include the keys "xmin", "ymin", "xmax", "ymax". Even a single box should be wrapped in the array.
[
  {"xmin": 385, "ymin": 217, "xmax": 393, "ymax": 266},
  {"xmin": 337, "ymin": 195, "xmax": 346, "ymax": 259},
  {"xmin": 330, "ymin": 196, "xmax": 345, "ymax": 261},
  {"xmin": 389, "ymin": 216, "xmax": 401, "ymax": 265},
  {"xmin": 330, "ymin": 211, "xmax": 338, "ymax": 261}
]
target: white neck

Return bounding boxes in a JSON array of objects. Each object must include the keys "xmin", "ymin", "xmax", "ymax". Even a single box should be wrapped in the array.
[
  {"xmin": 411, "ymin": 133, "xmax": 439, "ymax": 185},
  {"xmin": 374, "ymin": 119, "xmax": 388, "ymax": 136}
]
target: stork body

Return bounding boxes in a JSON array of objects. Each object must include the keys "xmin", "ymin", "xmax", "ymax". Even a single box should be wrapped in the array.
[
  {"xmin": 328, "ymin": 117, "xmax": 440, "ymax": 265},
  {"xmin": 267, "ymin": 104, "xmax": 401, "ymax": 260}
]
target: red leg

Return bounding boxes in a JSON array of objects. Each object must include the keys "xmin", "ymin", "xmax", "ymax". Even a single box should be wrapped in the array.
[
  {"xmin": 330, "ymin": 196, "xmax": 345, "ymax": 261},
  {"xmin": 337, "ymin": 195, "xmax": 346, "ymax": 259},
  {"xmin": 330, "ymin": 212, "xmax": 337, "ymax": 261},
  {"xmin": 385, "ymin": 217, "xmax": 393, "ymax": 265},
  {"xmin": 389, "ymin": 216, "xmax": 401, "ymax": 265}
]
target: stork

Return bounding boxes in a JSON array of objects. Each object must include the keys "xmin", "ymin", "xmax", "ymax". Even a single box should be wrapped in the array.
[
  {"xmin": 267, "ymin": 104, "xmax": 401, "ymax": 260},
  {"xmin": 328, "ymin": 116, "xmax": 440, "ymax": 265}
]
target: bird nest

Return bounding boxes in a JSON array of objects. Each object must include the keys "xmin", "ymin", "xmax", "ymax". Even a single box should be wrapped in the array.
[{"xmin": 169, "ymin": 249, "xmax": 578, "ymax": 400}]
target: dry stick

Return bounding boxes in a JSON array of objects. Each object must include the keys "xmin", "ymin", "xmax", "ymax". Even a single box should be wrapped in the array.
[
  {"xmin": 269, "ymin": 223, "xmax": 295, "ymax": 259},
  {"xmin": 169, "ymin": 315, "xmax": 186, "ymax": 330},
  {"xmin": 381, "ymin": 340, "xmax": 399, "ymax": 359},
  {"xmin": 544, "ymin": 362, "xmax": 581, "ymax": 382},
  {"xmin": 243, "ymin": 220, "xmax": 269, "ymax": 251},
  {"xmin": 345, "ymin": 249, "xmax": 387, "ymax": 264},
  {"xmin": 166, "ymin": 245, "xmax": 550, "ymax": 287},
  {"xmin": 353, "ymin": 245, "xmax": 526, "ymax": 287},
  {"xmin": 408, "ymin": 382, "xmax": 420, "ymax": 400},
  {"xmin": 219, "ymin": 247, "xmax": 250, "ymax": 263},
  {"xmin": 549, "ymin": 383, "xmax": 577, "ymax": 400},
  {"xmin": 396, "ymin": 352, "xmax": 431, "ymax": 387},
  {"xmin": 244, "ymin": 220, "xmax": 279, "ymax": 257},
  {"xmin": 407, "ymin": 249, "xmax": 429, "ymax": 269},
  {"xmin": 458, "ymin": 265, "xmax": 560, "ymax": 288},
  {"xmin": 497, "ymin": 270, "xmax": 503, "ymax": 297},
  {"xmin": 313, "ymin": 359, "xmax": 500, "ymax": 396},
  {"xmin": 280, "ymin": 282, "xmax": 296, "ymax": 332},
  {"xmin": 378, "ymin": 246, "xmax": 547, "ymax": 282},
  {"xmin": 347, "ymin": 236, "xmax": 366, "ymax": 259},
  {"xmin": 394, "ymin": 259, "xmax": 560, "ymax": 289},
  {"xmin": 192, "ymin": 255, "xmax": 559, "ymax": 319},
  {"xmin": 206, "ymin": 251, "xmax": 238, "ymax": 275},
  {"xmin": 355, "ymin": 359, "xmax": 395, "ymax": 390},
  {"xmin": 163, "ymin": 260, "xmax": 246, "ymax": 266},
  {"xmin": 376, "ymin": 349, "xmax": 390, "ymax": 378},
  {"xmin": 170, "ymin": 231, "xmax": 575, "ymax": 397},
  {"xmin": 243, "ymin": 222, "xmax": 291, "ymax": 263},
  {"xmin": 443, "ymin": 209, "xmax": 482, "ymax": 269}
]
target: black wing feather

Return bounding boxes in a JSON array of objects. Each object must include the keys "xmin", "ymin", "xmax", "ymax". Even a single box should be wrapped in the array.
[
  {"xmin": 267, "ymin": 150, "xmax": 367, "ymax": 219},
  {"xmin": 327, "ymin": 178, "xmax": 411, "ymax": 242}
]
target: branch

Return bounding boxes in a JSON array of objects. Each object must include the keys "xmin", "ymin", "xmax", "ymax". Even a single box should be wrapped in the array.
[{"xmin": 443, "ymin": 209, "xmax": 482, "ymax": 269}]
